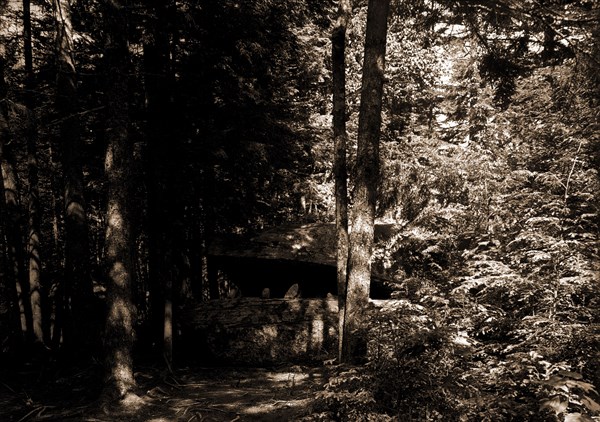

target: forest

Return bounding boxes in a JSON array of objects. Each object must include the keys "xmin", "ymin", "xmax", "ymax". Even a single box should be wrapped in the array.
[{"xmin": 0, "ymin": 0, "xmax": 599, "ymax": 420}]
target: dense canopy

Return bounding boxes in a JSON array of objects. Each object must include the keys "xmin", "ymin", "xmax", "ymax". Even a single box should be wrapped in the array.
[{"xmin": 0, "ymin": 0, "xmax": 598, "ymax": 420}]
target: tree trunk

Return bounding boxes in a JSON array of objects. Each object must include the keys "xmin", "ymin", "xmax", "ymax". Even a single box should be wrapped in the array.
[
  {"xmin": 102, "ymin": 0, "xmax": 136, "ymax": 400},
  {"xmin": 332, "ymin": 0, "xmax": 351, "ymax": 364},
  {"xmin": 23, "ymin": 0, "xmax": 45, "ymax": 346},
  {"xmin": 54, "ymin": 0, "xmax": 93, "ymax": 353},
  {"xmin": 47, "ymin": 143, "xmax": 65, "ymax": 350},
  {"xmin": 1, "ymin": 147, "xmax": 32, "ymax": 340},
  {"xmin": 23, "ymin": 0, "xmax": 33, "ymax": 108},
  {"xmin": 341, "ymin": 0, "xmax": 390, "ymax": 363},
  {"xmin": 0, "ymin": 53, "xmax": 23, "ymax": 353},
  {"xmin": 144, "ymin": 0, "xmax": 178, "ymax": 367},
  {"xmin": 0, "ymin": 138, "xmax": 22, "ymax": 355},
  {"xmin": 204, "ymin": 170, "xmax": 219, "ymax": 299},
  {"xmin": 25, "ymin": 111, "xmax": 44, "ymax": 346}
]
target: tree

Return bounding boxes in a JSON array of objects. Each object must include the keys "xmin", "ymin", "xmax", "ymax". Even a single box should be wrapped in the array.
[
  {"xmin": 0, "ymin": 50, "xmax": 23, "ymax": 354},
  {"xmin": 1, "ymin": 136, "xmax": 30, "ymax": 340},
  {"xmin": 341, "ymin": 0, "xmax": 391, "ymax": 363},
  {"xmin": 54, "ymin": 0, "xmax": 93, "ymax": 353},
  {"xmin": 102, "ymin": 0, "xmax": 137, "ymax": 400},
  {"xmin": 332, "ymin": 0, "xmax": 351, "ymax": 362},
  {"xmin": 23, "ymin": 0, "xmax": 45, "ymax": 347},
  {"xmin": 143, "ymin": 0, "xmax": 178, "ymax": 367}
]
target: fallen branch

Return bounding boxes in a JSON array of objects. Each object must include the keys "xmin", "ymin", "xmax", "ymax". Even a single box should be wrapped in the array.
[
  {"xmin": 16, "ymin": 406, "xmax": 44, "ymax": 422},
  {"xmin": 0, "ymin": 381, "xmax": 15, "ymax": 393}
]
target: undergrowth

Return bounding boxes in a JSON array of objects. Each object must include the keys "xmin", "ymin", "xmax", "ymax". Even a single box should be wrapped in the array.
[{"xmin": 310, "ymin": 201, "xmax": 599, "ymax": 421}]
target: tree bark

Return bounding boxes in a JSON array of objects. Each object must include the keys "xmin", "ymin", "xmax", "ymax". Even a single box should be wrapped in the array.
[
  {"xmin": 23, "ymin": 0, "xmax": 33, "ymax": 108},
  {"xmin": 54, "ymin": 0, "xmax": 93, "ymax": 353},
  {"xmin": 332, "ymin": 0, "xmax": 351, "ymax": 363},
  {"xmin": 27, "ymin": 135, "xmax": 44, "ymax": 345},
  {"xmin": 102, "ymin": 0, "xmax": 136, "ymax": 400},
  {"xmin": 0, "ymin": 53, "xmax": 23, "ymax": 353},
  {"xmin": 341, "ymin": 0, "xmax": 390, "ymax": 363},
  {"xmin": 1, "ymin": 147, "xmax": 32, "ymax": 340},
  {"xmin": 23, "ymin": 0, "xmax": 45, "ymax": 346},
  {"xmin": 143, "ymin": 0, "xmax": 177, "ymax": 366}
]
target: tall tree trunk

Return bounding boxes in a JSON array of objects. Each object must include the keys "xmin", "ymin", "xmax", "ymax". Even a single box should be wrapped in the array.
[
  {"xmin": 0, "ymin": 53, "xmax": 23, "ymax": 353},
  {"xmin": 341, "ymin": 0, "xmax": 390, "ymax": 363},
  {"xmin": 23, "ymin": 0, "xmax": 45, "ymax": 346},
  {"xmin": 204, "ymin": 169, "xmax": 219, "ymax": 300},
  {"xmin": 187, "ymin": 203, "xmax": 204, "ymax": 300},
  {"xmin": 2, "ymin": 147, "xmax": 32, "ymax": 340},
  {"xmin": 0, "ymin": 133, "xmax": 22, "ymax": 354},
  {"xmin": 54, "ymin": 0, "xmax": 93, "ymax": 353},
  {"xmin": 47, "ymin": 144, "xmax": 65, "ymax": 350},
  {"xmin": 102, "ymin": 0, "xmax": 136, "ymax": 400},
  {"xmin": 144, "ymin": 0, "xmax": 177, "ymax": 366},
  {"xmin": 332, "ymin": 0, "xmax": 351, "ymax": 363},
  {"xmin": 25, "ymin": 110, "xmax": 44, "ymax": 346},
  {"xmin": 23, "ymin": 0, "xmax": 33, "ymax": 107}
]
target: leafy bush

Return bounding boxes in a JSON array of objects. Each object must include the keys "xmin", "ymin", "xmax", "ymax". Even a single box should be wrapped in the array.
[
  {"xmin": 366, "ymin": 307, "xmax": 466, "ymax": 420},
  {"xmin": 312, "ymin": 367, "xmax": 392, "ymax": 421}
]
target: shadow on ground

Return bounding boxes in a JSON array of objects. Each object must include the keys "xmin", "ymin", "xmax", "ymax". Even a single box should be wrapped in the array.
[{"xmin": 0, "ymin": 364, "xmax": 332, "ymax": 421}]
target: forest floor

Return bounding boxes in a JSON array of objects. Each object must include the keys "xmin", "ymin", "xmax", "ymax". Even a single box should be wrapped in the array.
[{"xmin": 0, "ymin": 363, "xmax": 331, "ymax": 422}]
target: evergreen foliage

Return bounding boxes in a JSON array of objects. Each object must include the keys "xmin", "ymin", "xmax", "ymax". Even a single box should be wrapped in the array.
[{"xmin": 0, "ymin": 0, "xmax": 597, "ymax": 419}]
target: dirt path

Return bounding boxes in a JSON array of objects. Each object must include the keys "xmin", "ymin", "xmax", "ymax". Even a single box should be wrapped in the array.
[
  {"xmin": 129, "ymin": 365, "xmax": 330, "ymax": 422},
  {"xmin": 0, "ymin": 365, "xmax": 332, "ymax": 422}
]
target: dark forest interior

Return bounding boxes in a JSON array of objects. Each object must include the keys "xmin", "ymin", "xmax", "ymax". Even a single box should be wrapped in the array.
[{"xmin": 0, "ymin": 0, "xmax": 599, "ymax": 420}]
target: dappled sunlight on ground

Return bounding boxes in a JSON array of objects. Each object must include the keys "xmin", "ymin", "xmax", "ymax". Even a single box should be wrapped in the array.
[
  {"xmin": 155, "ymin": 366, "xmax": 329, "ymax": 421},
  {"xmin": 0, "ymin": 364, "xmax": 331, "ymax": 422}
]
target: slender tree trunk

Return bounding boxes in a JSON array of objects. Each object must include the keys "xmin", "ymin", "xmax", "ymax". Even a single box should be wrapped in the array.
[
  {"xmin": 144, "ymin": 0, "xmax": 177, "ymax": 366},
  {"xmin": 2, "ymin": 148, "xmax": 32, "ymax": 340},
  {"xmin": 0, "ymin": 133, "xmax": 22, "ymax": 354},
  {"xmin": 332, "ymin": 0, "xmax": 351, "ymax": 364},
  {"xmin": 0, "ymin": 53, "xmax": 23, "ymax": 353},
  {"xmin": 23, "ymin": 0, "xmax": 33, "ymax": 107},
  {"xmin": 102, "ymin": 0, "xmax": 136, "ymax": 400},
  {"xmin": 23, "ymin": 0, "xmax": 45, "ymax": 346},
  {"xmin": 26, "ymin": 117, "xmax": 45, "ymax": 344},
  {"xmin": 204, "ymin": 169, "xmax": 219, "ymax": 299},
  {"xmin": 54, "ymin": 0, "xmax": 93, "ymax": 353},
  {"xmin": 47, "ymin": 144, "xmax": 65, "ymax": 350},
  {"xmin": 26, "ymin": 115, "xmax": 44, "ymax": 346},
  {"xmin": 187, "ymin": 208, "xmax": 204, "ymax": 300},
  {"xmin": 341, "ymin": 0, "xmax": 390, "ymax": 363}
]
